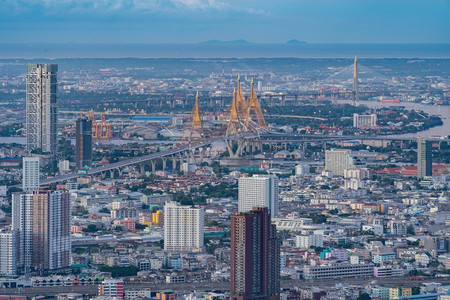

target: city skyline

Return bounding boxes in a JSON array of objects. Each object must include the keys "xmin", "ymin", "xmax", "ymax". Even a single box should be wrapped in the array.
[{"xmin": 0, "ymin": 1, "xmax": 449, "ymax": 297}]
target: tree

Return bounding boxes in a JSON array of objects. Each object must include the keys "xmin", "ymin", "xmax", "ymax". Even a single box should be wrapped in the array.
[
  {"xmin": 407, "ymin": 225, "xmax": 415, "ymax": 235},
  {"xmin": 308, "ymin": 213, "xmax": 327, "ymax": 224},
  {"xmin": 135, "ymin": 223, "xmax": 147, "ymax": 230},
  {"xmin": 329, "ymin": 209, "xmax": 338, "ymax": 215},
  {"xmin": 357, "ymin": 293, "xmax": 371, "ymax": 300},
  {"xmin": 205, "ymin": 220, "xmax": 219, "ymax": 227},
  {"xmin": 82, "ymin": 224, "xmax": 98, "ymax": 233},
  {"xmin": 98, "ymin": 207, "xmax": 110, "ymax": 214}
]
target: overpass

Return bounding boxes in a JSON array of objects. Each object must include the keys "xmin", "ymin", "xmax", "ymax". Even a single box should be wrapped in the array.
[
  {"xmin": 16, "ymin": 131, "xmax": 448, "ymax": 187},
  {"xmin": 36, "ymin": 138, "xmax": 215, "ymax": 186}
]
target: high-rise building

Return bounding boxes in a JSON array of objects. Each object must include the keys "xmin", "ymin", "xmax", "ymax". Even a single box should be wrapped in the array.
[
  {"xmin": 26, "ymin": 63, "xmax": 58, "ymax": 155},
  {"xmin": 163, "ymin": 201, "xmax": 204, "ymax": 252},
  {"xmin": 0, "ymin": 230, "xmax": 18, "ymax": 276},
  {"xmin": 230, "ymin": 207, "xmax": 280, "ymax": 300},
  {"xmin": 22, "ymin": 157, "xmax": 39, "ymax": 192},
  {"xmin": 238, "ymin": 175, "xmax": 279, "ymax": 217},
  {"xmin": 295, "ymin": 234, "xmax": 324, "ymax": 249},
  {"xmin": 12, "ymin": 189, "xmax": 70, "ymax": 270},
  {"xmin": 99, "ymin": 279, "xmax": 124, "ymax": 298},
  {"xmin": 12, "ymin": 193, "xmax": 33, "ymax": 268},
  {"xmin": 325, "ymin": 149, "xmax": 355, "ymax": 176},
  {"xmin": 417, "ymin": 138, "xmax": 432, "ymax": 178},
  {"xmin": 75, "ymin": 117, "xmax": 92, "ymax": 169}
]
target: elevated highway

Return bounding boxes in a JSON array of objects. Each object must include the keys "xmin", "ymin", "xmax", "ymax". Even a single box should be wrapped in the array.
[{"xmin": 14, "ymin": 132, "xmax": 448, "ymax": 187}]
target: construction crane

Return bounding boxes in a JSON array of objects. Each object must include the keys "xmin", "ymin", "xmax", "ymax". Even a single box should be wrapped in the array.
[{"xmin": 87, "ymin": 110, "xmax": 112, "ymax": 139}]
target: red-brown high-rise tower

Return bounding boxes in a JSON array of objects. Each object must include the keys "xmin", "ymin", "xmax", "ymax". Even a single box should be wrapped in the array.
[{"xmin": 230, "ymin": 207, "xmax": 280, "ymax": 300}]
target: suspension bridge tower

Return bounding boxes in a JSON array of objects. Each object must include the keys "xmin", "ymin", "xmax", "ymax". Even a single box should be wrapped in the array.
[
  {"xmin": 352, "ymin": 56, "xmax": 359, "ymax": 106},
  {"xmin": 225, "ymin": 77, "xmax": 267, "ymax": 158},
  {"xmin": 183, "ymin": 91, "xmax": 207, "ymax": 164},
  {"xmin": 186, "ymin": 91, "xmax": 205, "ymax": 143}
]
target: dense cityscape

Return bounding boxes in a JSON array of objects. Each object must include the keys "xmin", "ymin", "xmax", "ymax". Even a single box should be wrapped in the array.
[{"xmin": 1, "ymin": 1, "xmax": 450, "ymax": 300}]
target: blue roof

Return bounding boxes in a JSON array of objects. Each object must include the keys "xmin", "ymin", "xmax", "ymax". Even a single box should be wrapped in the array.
[
  {"xmin": 132, "ymin": 116, "xmax": 171, "ymax": 120},
  {"xmin": 398, "ymin": 293, "xmax": 440, "ymax": 300}
]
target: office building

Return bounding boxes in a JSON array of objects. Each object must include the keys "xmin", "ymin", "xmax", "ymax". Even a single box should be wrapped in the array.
[
  {"xmin": 388, "ymin": 220, "xmax": 407, "ymax": 235},
  {"xmin": 75, "ymin": 117, "xmax": 92, "ymax": 169},
  {"xmin": 12, "ymin": 189, "xmax": 70, "ymax": 270},
  {"xmin": 344, "ymin": 178, "xmax": 364, "ymax": 190},
  {"xmin": 344, "ymin": 168, "xmax": 370, "ymax": 179},
  {"xmin": 353, "ymin": 113, "xmax": 377, "ymax": 129},
  {"xmin": 295, "ymin": 164, "xmax": 310, "ymax": 176},
  {"xmin": 238, "ymin": 175, "xmax": 279, "ymax": 217},
  {"xmin": 303, "ymin": 263, "xmax": 374, "ymax": 279},
  {"xmin": 99, "ymin": 279, "xmax": 124, "ymax": 298},
  {"xmin": 58, "ymin": 160, "xmax": 70, "ymax": 172},
  {"xmin": 295, "ymin": 234, "xmax": 323, "ymax": 249},
  {"xmin": 22, "ymin": 157, "xmax": 39, "ymax": 192},
  {"xmin": 417, "ymin": 138, "xmax": 432, "ymax": 178},
  {"xmin": 0, "ymin": 230, "xmax": 18, "ymax": 276},
  {"xmin": 325, "ymin": 149, "xmax": 355, "ymax": 176},
  {"xmin": 230, "ymin": 207, "xmax": 280, "ymax": 300},
  {"xmin": 163, "ymin": 201, "xmax": 204, "ymax": 252},
  {"xmin": 12, "ymin": 193, "xmax": 33, "ymax": 268},
  {"xmin": 26, "ymin": 63, "xmax": 58, "ymax": 155}
]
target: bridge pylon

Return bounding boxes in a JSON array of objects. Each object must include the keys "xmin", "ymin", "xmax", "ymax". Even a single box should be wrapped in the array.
[
  {"xmin": 183, "ymin": 91, "xmax": 206, "ymax": 164},
  {"xmin": 236, "ymin": 75, "xmax": 248, "ymax": 120},
  {"xmin": 352, "ymin": 56, "xmax": 359, "ymax": 106},
  {"xmin": 184, "ymin": 91, "xmax": 205, "ymax": 143},
  {"xmin": 225, "ymin": 77, "xmax": 267, "ymax": 158},
  {"xmin": 225, "ymin": 88, "xmax": 246, "ymax": 158},
  {"xmin": 245, "ymin": 78, "xmax": 267, "ymax": 129}
]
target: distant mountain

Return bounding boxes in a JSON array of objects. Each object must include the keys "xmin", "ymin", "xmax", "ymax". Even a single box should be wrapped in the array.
[
  {"xmin": 200, "ymin": 39, "xmax": 251, "ymax": 44},
  {"xmin": 286, "ymin": 39, "xmax": 308, "ymax": 45}
]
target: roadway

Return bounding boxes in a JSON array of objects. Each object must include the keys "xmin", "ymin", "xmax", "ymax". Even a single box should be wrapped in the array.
[
  {"xmin": 37, "ymin": 140, "xmax": 210, "ymax": 186},
  {"xmin": 1, "ymin": 277, "xmax": 449, "ymax": 297},
  {"xmin": 14, "ymin": 132, "xmax": 448, "ymax": 187}
]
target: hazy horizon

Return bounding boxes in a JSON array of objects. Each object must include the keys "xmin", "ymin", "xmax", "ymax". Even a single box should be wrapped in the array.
[{"xmin": 1, "ymin": 42, "xmax": 450, "ymax": 59}]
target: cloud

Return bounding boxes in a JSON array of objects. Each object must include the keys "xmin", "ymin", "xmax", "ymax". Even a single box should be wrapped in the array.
[{"xmin": 0, "ymin": 0, "xmax": 268, "ymax": 19}]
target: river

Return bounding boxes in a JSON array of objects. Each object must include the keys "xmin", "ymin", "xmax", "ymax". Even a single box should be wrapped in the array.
[
  {"xmin": 341, "ymin": 100, "xmax": 450, "ymax": 138},
  {"xmin": 0, "ymin": 102, "xmax": 448, "ymax": 145}
]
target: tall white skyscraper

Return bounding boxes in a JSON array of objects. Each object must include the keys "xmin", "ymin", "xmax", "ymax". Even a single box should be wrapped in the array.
[
  {"xmin": 26, "ymin": 63, "xmax": 58, "ymax": 155},
  {"xmin": 325, "ymin": 149, "xmax": 355, "ymax": 176},
  {"xmin": 0, "ymin": 230, "xmax": 18, "ymax": 276},
  {"xmin": 163, "ymin": 201, "xmax": 204, "ymax": 252},
  {"xmin": 238, "ymin": 174, "xmax": 279, "ymax": 217},
  {"xmin": 12, "ymin": 190, "xmax": 70, "ymax": 270},
  {"xmin": 22, "ymin": 157, "xmax": 39, "ymax": 192},
  {"xmin": 12, "ymin": 193, "xmax": 33, "ymax": 268}
]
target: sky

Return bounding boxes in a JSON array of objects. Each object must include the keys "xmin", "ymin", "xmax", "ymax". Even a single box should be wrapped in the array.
[{"xmin": 1, "ymin": 0, "xmax": 449, "ymax": 44}]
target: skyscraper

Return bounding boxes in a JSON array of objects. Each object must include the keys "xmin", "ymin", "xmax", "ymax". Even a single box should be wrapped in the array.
[
  {"xmin": 0, "ymin": 230, "xmax": 18, "ymax": 276},
  {"xmin": 163, "ymin": 201, "xmax": 204, "ymax": 252},
  {"xmin": 417, "ymin": 138, "xmax": 432, "ymax": 178},
  {"xmin": 76, "ymin": 117, "xmax": 93, "ymax": 169},
  {"xmin": 230, "ymin": 207, "xmax": 280, "ymax": 300},
  {"xmin": 238, "ymin": 175, "xmax": 279, "ymax": 217},
  {"xmin": 22, "ymin": 157, "xmax": 39, "ymax": 192},
  {"xmin": 325, "ymin": 149, "xmax": 355, "ymax": 176},
  {"xmin": 12, "ymin": 189, "xmax": 70, "ymax": 270},
  {"xmin": 26, "ymin": 63, "xmax": 58, "ymax": 155}
]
